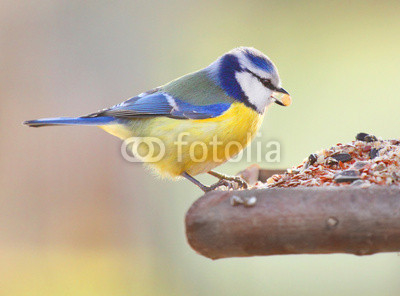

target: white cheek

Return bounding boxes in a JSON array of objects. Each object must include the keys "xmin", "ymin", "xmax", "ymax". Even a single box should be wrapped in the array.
[{"xmin": 235, "ymin": 71, "xmax": 273, "ymax": 112}]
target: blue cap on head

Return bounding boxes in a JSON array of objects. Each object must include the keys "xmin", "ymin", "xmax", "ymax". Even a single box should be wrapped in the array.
[{"xmin": 242, "ymin": 48, "xmax": 275, "ymax": 73}]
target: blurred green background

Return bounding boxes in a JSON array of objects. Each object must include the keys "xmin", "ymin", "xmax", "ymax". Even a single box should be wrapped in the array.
[{"xmin": 2, "ymin": 1, "xmax": 400, "ymax": 295}]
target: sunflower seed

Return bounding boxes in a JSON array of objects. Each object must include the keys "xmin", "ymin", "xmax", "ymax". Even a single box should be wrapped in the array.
[
  {"xmin": 356, "ymin": 132, "xmax": 369, "ymax": 141},
  {"xmin": 308, "ymin": 154, "xmax": 318, "ymax": 166},
  {"xmin": 369, "ymin": 148, "xmax": 380, "ymax": 159},
  {"xmin": 331, "ymin": 153, "xmax": 352, "ymax": 162},
  {"xmin": 334, "ymin": 170, "xmax": 360, "ymax": 183},
  {"xmin": 351, "ymin": 180, "xmax": 366, "ymax": 186},
  {"xmin": 356, "ymin": 132, "xmax": 377, "ymax": 142}
]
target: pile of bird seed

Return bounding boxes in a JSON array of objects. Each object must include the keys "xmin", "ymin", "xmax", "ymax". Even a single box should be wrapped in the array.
[{"xmin": 260, "ymin": 133, "xmax": 400, "ymax": 188}]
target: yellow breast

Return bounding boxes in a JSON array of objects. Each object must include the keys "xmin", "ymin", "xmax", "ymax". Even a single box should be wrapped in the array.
[{"xmin": 99, "ymin": 102, "xmax": 264, "ymax": 178}]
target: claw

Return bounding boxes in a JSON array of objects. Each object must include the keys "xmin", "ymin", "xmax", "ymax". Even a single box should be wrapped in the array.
[
  {"xmin": 227, "ymin": 176, "xmax": 249, "ymax": 189},
  {"xmin": 203, "ymin": 173, "xmax": 249, "ymax": 192},
  {"xmin": 202, "ymin": 179, "xmax": 230, "ymax": 192},
  {"xmin": 182, "ymin": 171, "xmax": 249, "ymax": 193}
]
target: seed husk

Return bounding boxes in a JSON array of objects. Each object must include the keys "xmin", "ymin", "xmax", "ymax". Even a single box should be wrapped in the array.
[
  {"xmin": 374, "ymin": 163, "xmax": 386, "ymax": 172},
  {"xmin": 325, "ymin": 157, "xmax": 339, "ymax": 166},
  {"xmin": 356, "ymin": 132, "xmax": 378, "ymax": 142},
  {"xmin": 261, "ymin": 134, "xmax": 400, "ymax": 189},
  {"xmin": 308, "ymin": 154, "xmax": 318, "ymax": 166},
  {"xmin": 333, "ymin": 170, "xmax": 360, "ymax": 183},
  {"xmin": 356, "ymin": 132, "xmax": 369, "ymax": 141},
  {"xmin": 369, "ymin": 148, "xmax": 380, "ymax": 159},
  {"xmin": 351, "ymin": 161, "xmax": 369, "ymax": 170},
  {"xmin": 365, "ymin": 135, "xmax": 378, "ymax": 142},
  {"xmin": 287, "ymin": 168, "xmax": 300, "ymax": 174},
  {"xmin": 331, "ymin": 153, "xmax": 352, "ymax": 163},
  {"xmin": 351, "ymin": 180, "xmax": 366, "ymax": 186}
]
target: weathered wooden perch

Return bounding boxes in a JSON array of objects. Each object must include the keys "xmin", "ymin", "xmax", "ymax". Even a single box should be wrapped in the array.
[{"xmin": 185, "ymin": 186, "xmax": 400, "ymax": 259}]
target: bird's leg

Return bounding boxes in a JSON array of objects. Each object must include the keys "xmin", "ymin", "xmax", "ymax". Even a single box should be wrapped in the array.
[
  {"xmin": 181, "ymin": 172, "xmax": 230, "ymax": 192},
  {"xmin": 208, "ymin": 171, "xmax": 249, "ymax": 190}
]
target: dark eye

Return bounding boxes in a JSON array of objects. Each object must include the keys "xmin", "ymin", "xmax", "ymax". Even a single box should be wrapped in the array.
[
  {"xmin": 261, "ymin": 78, "xmax": 272, "ymax": 84},
  {"xmin": 260, "ymin": 78, "xmax": 274, "ymax": 89},
  {"xmin": 244, "ymin": 69, "xmax": 275, "ymax": 90}
]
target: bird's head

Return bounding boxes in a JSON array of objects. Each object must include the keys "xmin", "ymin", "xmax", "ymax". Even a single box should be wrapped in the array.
[{"xmin": 209, "ymin": 47, "xmax": 291, "ymax": 113}]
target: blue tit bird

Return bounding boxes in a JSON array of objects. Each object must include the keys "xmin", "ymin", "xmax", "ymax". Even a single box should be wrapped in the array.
[{"xmin": 24, "ymin": 47, "xmax": 291, "ymax": 192}]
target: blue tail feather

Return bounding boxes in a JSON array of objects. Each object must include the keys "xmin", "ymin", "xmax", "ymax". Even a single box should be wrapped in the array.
[{"xmin": 23, "ymin": 116, "xmax": 116, "ymax": 127}]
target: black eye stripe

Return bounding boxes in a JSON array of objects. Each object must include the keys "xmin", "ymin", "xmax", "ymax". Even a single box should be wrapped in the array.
[{"xmin": 244, "ymin": 69, "xmax": 277, "ymax": 91}]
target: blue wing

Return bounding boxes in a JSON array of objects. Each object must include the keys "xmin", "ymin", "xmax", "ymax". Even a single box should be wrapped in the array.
[
  {"xmin": 24, "ymin": 90, "xmax": 232, "ymax": 128},
  {"xmin": 87, "ymin": 91, "xmax": 232, "ymax": 120}
]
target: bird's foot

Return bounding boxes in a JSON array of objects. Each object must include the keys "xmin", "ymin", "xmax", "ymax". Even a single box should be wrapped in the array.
[
  {"xmin": 221, "ymin": 175, "xmax": 249, "ymax": 190},
  {"xmin": 201, "ymin": 179, "xmax": 232, "ymax": 192},
  {"xmin": 207, "ymin": 171, "xmax": 249, "ymax": 191},
  {"xmin": 181, "ymin": 171, "xmax": 249, "ymax": 193}
]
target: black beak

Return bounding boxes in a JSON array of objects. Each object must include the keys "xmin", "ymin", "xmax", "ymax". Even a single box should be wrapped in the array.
[
  {"xmin": 277, "ymin": 87, "xmax": 289, "ymax": 95},
  {"xmin": 273, "ymin": 88, "xmax": 291, "ymax": 106},
  {"xmin": 274, "ymin": 99, "xmax": 286, "ymax": 106}
]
